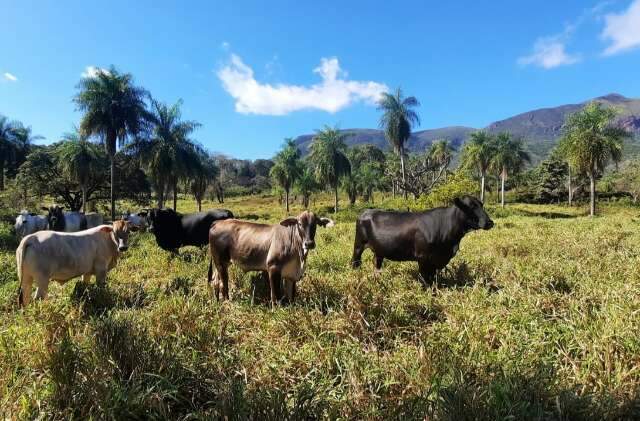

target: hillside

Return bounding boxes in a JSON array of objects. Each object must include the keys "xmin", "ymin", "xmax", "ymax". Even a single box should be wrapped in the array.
[{"xmin": 294, "ymin": 93, "xmax": 640, "ymax": 163}]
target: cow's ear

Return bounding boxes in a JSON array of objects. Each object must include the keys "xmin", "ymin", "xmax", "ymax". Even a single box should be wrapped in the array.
[
  {"xmin": 138, "ymin": 210, "xmax": 148, "ymax": 217},
  {"xmin": 318, "ymin": 217, "xmax": 335, "ymax": 228},
  {"xmin": 453, "ymin": 197, "xmax": 467, "ymax": 210},
  {"xmin": 279, "ymin": 217, "xmax": 299, "ymax": 227},
  {"xmin": 100, "ymin": 226, "xmax": 113, "ymax": 233},
  {"xmin": 41, "ymin": 207, "xmax": 49, "ymax": 211}
]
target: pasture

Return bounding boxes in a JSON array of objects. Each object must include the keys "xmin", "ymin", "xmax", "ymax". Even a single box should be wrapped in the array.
[{"xmin": 1, "ymin": 195, "xmax": 640, "ymax": 419}]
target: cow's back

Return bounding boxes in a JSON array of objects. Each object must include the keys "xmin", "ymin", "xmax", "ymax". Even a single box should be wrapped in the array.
[
  {"xmin": 210, "ymin": 219, "xmax": 274, "ymax": 271},
  {"xmin": 183, "ymin": 210, "xmax": 233, "ymax": 247},
  {"xmin": 20, "ymin": 229, "xmax": 109, "ymax": 282}
]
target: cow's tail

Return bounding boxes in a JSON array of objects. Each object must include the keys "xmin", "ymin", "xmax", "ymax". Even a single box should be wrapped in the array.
[
  {"xmin": 207, "ymin": 256, "xmax": 213, "ymax": 286},
  {"xmin": 16, "ymin": 239, "xmax": 28, "ymax": 307}
]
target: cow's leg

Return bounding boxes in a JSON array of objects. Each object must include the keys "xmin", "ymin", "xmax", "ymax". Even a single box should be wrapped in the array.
[
  {"xmin": 34, "ymin": 276, "xmax": 50, "ymax": 301},
  {"xmin": 267, "ymin": 267, "xmax": 282, "ymax": 309},
  {"xmin": 95, "ymin": 268, "xmax": 108, "ymax": 287},
  {"xmin": 351, "ymin": 223, "xmax": 366, "ymax": 269},
  {"xmin": 418, "ymin": 261, "xmax": 437, "ymax": 285},
  {"xmin": 216, "ymin": 263, "xmax": 230, "ymax": 301},
  {"xmin": 374, "ymin": 255, "xmax": 384, "ymax": 275},
  {"xmin": 82, "ymin": 273, "xmax": 93, "ymax": 284},
  {"xmin": 283, "ymin": 278, "xmax": 296, "ymax": 304},
  {"xmin": 19, "ymin": 274, "xmax": 33, "ymax": 307}
]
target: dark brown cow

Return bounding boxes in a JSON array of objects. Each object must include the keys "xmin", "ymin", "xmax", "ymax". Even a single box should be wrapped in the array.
[{"xmin": 208, "ymin": 211, "xmax": 334, "ymax": 306}]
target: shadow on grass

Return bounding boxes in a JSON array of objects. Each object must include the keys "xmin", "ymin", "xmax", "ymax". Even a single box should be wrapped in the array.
[
  {"xmin": 501, "ymin": 208, "xmax": 580, "ymax": 219},
  {"xmin": 0, "ymin": 229, "xmax": 17, "ymax": 252},
  {"xmin": 71, "ymin": 281, "xmax": 147, "ymax": 318}
]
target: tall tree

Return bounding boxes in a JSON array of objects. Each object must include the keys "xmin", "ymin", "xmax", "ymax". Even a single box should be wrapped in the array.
[
  {"xmin": 75, "ymin": 66, "xmax": 149, "ymax": 220},
  {"xmin": 57, "ymin": 130, "xmax": 104, "ymax": 213},
  {"xmin": 296, "ymin": 167, "xmax": 319, "ymax": 208},
  {"xmin": 269, "ymin": 138, "xmax": 302, "ymax": 212},
  {"xmin": 461, "ymin": 131, "xmax": 495, "ymax": 202},
  {"xmin": 0, "ymin": 115, "xmax": 20, "ymax": 190},
  {"xmin": 377, "ymin": 87, "xmax": 420, "ymax": 200},
  {"xmin": 308, "ymin": 126, "xmax": 351, "ymax": 213},
  {"xmin": 490, "ymin": 132, "xmax": 531, "ymax": 207},
  {"xmin": 134, "ymin": 98, "xmax": 202, "ymax": 209},
  {"xmin": 191, "ymin": 152, "xmax": 219, "ymax": 212},
  {"xmin": 429, "ymin": 139, "xmax": 455, "ymax": 181},
  {"xmin": 559, "ymin": 102, "xmax": 629, "ymax": 216}
]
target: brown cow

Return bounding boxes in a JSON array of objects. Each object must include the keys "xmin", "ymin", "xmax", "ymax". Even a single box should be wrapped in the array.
[
  {"xmin": 208, "ymin": 211, "xmax": 334, "ymax": 306},
  {"xmin": 16, "ymin": 219, "xmax": 138, "ymax": 306}
]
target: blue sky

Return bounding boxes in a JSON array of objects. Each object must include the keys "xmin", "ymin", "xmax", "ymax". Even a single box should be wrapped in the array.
[{"xmin": 2, "ymin": 0, "xmax": 640, "ymax": 159}]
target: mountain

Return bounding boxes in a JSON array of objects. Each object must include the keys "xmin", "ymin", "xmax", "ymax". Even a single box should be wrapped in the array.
[{"xmin": 293, "ymin": 93, "xmax": 640, "ymax": 163}]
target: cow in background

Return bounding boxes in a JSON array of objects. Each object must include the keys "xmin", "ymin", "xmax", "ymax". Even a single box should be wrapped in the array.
[
  {"xmin": 42, "ymin": 205, "xmax": 87, "ymax": 232},
  {"xmin": 14, "ymin": 210, "xmax": 48, "ymax": 240},
  {"xmin": 85, "ymin": 212, "xmax": 104, "ymax": 228},
  {"xmin": 122, "ymin": 210, "xmax": 148, "ymax": 232},
  {"xmin": 145, "ymin": 208, "xmax": 233, "ymax": 252},
  {"xmin": 16, "ymin": 220, "xmax": 138, "ymax": 306}
]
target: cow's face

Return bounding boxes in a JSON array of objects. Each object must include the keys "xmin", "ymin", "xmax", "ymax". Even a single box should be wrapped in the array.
[
  {"xmin": 454, "ymin": 196, "xmax": 494, "ymax": 231},
  {"xmin": 105, "ymin": 220, "xmax": 139, "ymax": 252},
  {"xmin": 280, "ymin": 211, "xmax": 334, "ymax": 254},
  {"xmin": 42, "ymin": 205, "xmax": 65, "ymax": 231},
  {"xmin": 15, "ymin": 213, "xmax": 27, "ymax": 238}
]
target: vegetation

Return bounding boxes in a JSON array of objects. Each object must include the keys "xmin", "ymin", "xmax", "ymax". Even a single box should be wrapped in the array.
[
  {"xmin": 75, "ymin": 66, "xmax": 149, "ymax": 220},
  {"xmin": 308, "ymin": 126, "xmax": 351, "ymax": 213},
  {"xmin": 558, "ymin": 102, "xmax": 630, "ymax": 216},
  {"xmin": 461, "ymin": 131, "xmax": 495, "ymax": 203},
  {"xmin": 377, "ymin": 87, "xmax": 421, "ymax": 200},
  {"xmin": 270, "ymin": 138, "xmax": 303, "ymax": 212},
  {"xmin": 2, "ymin": 193, "xmax": 640, "ymax": 419},
  {"xmin": 491, "ymin": 133, "xmax": 530, "ymax": 208}
]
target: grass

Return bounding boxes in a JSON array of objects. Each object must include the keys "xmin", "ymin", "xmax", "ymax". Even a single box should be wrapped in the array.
[{"xmin": 1, "ymin": 194, "xmax": 640, "ymax": 419}]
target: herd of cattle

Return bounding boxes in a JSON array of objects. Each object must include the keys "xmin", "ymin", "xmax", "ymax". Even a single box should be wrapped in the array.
[{"xmin": 13, "ymin": 195, "xmax": 494, "ymax": 307}]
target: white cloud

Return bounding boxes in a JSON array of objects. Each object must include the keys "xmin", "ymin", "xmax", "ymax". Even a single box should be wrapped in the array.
[
  {"xmin": 3, "ymin": 72, "xmax": 17, "ymax": 82},
  {"xmin": 518, "ymin": 36, "xmax": 581, "ymax": 69},
  {"xmin": 217, "ymin": 54, "xmax": 387, "ymax": 115},
  {"xmin": 602, "ymin": 0, "xmax": 640, "ymax": 55},
  {"xmin": 81, "ymin": 66, "xmax": 110, "ymax": 78}
]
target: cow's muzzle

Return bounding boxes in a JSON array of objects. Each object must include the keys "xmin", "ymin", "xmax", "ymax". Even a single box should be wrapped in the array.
[
  {"xmin": 119, "ymin": 246, "xmax": 129, "ymax": 252},
  {"xmin": 483, "ymin": 220, "xmax": 494, "ymax": 230}
]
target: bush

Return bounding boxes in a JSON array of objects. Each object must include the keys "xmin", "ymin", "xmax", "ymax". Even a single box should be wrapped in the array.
[{"xmin": 383, "ymin": 172, "xmax": 478, "ymax": 211}]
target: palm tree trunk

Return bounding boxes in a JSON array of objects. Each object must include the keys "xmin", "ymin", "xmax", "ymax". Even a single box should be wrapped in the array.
[
  {"xmin": 173, "ymin": 179, "xmax": 178, "ymax": 211},
  {"xmin": 500, "ymin": 170, "xmax": 506, "ymax": 208},
  {"xmin": 82, "ymin": 186, "xmax": 87, "ymax": 214},
  {"xmin": 589, "ymin": 173, "xmax": 596, "ymax": 217},
  {"xmin": 334, "ymin": 184, "xmax": 339, "ymax": 213},
  {"xmin": 480, "ymin": 171, "xmax": 486, "ymax": 203},
  {"xmin": 110, "ymin": 157, "xmax": 116, "ymax": 221},
  {"xmin": 197, "ymin": 199, "xmax": 202, "ymax": 212},
  {"xmin": 285, "ymin": 188, "xmax": 290, "ymax": 213},
  {"xmin": 399, "ymin": 145, "xmax": 407, "ymax": 200},
  {"xmin": 567, "ymin": 166, "xmax": 573, "ymax": 206}
]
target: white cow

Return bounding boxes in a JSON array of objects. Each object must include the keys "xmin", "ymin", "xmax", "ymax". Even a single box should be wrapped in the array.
[
  {"xmin": 85, "ymin": 212, "xmax": 104, "ymax": 228},
  {"xmin": 122, "ymin": 210, "xmax": 148, "ymax": 232},
  {"xmin": 16, "ymin": 220, "xmax": 138, "ymax": 306},
  {"xmin": 14, "ymin": 210, "xmax": 48, "ymax": 240}
]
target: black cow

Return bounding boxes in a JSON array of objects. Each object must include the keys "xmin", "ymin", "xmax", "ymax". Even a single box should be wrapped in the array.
[
  {"xmin": 351, "ymin": 196, "xmax": 494, "ymax": 282},
  {"xmin": 145, "ymin": 208, "xmax": 234, "ymax": 252}
]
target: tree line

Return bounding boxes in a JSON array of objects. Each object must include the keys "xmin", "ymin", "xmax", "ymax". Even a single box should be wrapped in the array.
[{"xmin": 0, "ymin": 66, "xmax": 635, "ymax": 217}]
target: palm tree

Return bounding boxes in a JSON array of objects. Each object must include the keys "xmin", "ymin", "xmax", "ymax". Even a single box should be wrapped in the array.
[
  {"xmin": 490, "ymin": 132, "xmax": 530, "ymax": 207},
  {"xmin": 296, "ymin": 167, "xmax": 318, "ymax": 208},
  {"xmin": 269, "ymin": 138, "xmax": 302, "ymax": 212},
  {"xmin": 377, "ymin": 87, "xmax": 420, "ymax": 200},
  {"xmin": 191, "ymin": 152, "xmax": 219, "ymax": 212},
  {"xmin": 308, "ymin": 126, "xmax": 351, "ymax": 213},
  {"xmin": 461, "ymin": 131, "xmax": 495, "ymax": 202},
  {"xmin": 57, "ymin": 129, "xmax": 104, "ymax": 213},
  {"xmin": 429, "ymin": 139, "xmax": 455, "ymax": 181},
  {"xmin": 559, "ymin": 102, "xmax": 630, "ymax": 216},
  {"xmin": 0, "ymin": 115, "xmax": 20, "ymax": 190},
  {"xmin": 134, "ymin": 98, "xmax": 202, "ymax": 210},
  {"xmin": 75, "ymin": 66, "xmax": 149, "ymax": 220}
]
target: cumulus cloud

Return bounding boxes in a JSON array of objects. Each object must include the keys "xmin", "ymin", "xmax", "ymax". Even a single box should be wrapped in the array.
[
  {"xmin": 81, "ymin": 66, "xmax": 110, "ymax": 78},
  {"xmin": 217, "ymin": 54, "xmax": 388, "ymax": 115},
  {"xmin": 602, "ymin": 0, "xmax": 640, "ymax": 55},
  {"xmin": 3, "ymin": 72, "xmax": 17, "ymax": 82},
  {"xmin": 518, "ymin": 36, "xmax": 581, "ymax": 69}
]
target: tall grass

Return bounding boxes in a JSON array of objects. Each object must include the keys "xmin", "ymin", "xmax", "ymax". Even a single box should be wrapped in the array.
[{"xmin": 1, "ymin": 194, "xmax": 640, "ymax": 419}]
